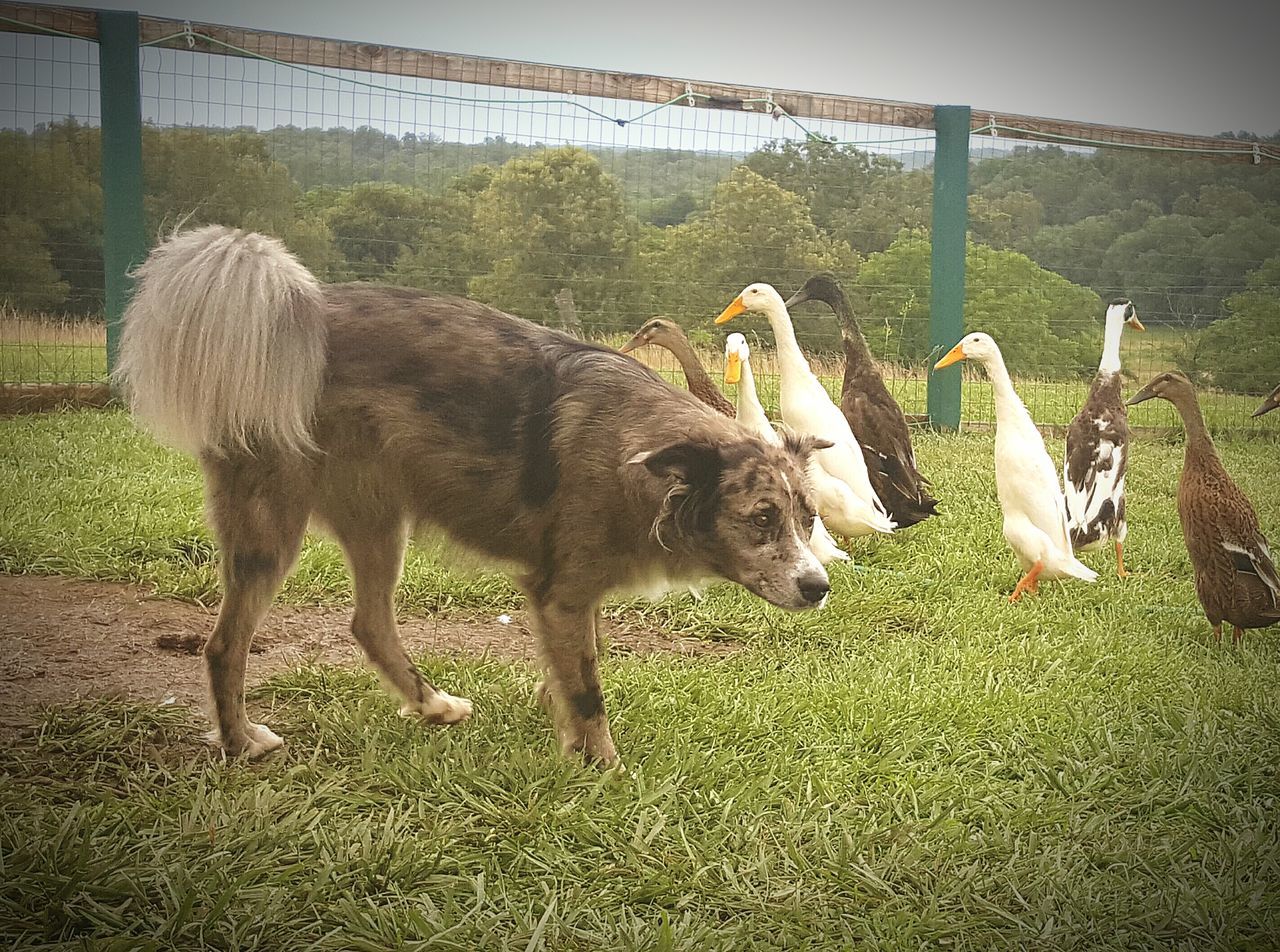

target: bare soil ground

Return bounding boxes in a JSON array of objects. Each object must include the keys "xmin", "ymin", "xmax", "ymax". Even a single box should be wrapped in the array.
[{"xmin": 0, "ymin": 575, "xmax": 733, "ymax": 732}]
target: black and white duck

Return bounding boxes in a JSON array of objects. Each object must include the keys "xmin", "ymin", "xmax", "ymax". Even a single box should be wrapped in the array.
[{"xmin": 1063, "ymin": 297, "xmax": 1144, "ymax": 576}]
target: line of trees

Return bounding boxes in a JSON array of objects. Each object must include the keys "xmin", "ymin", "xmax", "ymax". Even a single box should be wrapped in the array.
[{"xmin": 2, "ymin": 121, "xmax": 1278, "ymax": 388}]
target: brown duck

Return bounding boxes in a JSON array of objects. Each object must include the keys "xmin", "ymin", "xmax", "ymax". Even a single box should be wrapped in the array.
[
  {"xmin": 619, "ymin": 318, "xmax": 734, "ymax": 417},
  {"xmin": 784, "ymin": 273, "xmax": 938, "ymax": 528},
  {"xmin": 1128, "ymin": 371, "xmax": 1280, "ymax": 644},
  {"xmin": 1253, "ymin": 384, "xmax": 1279, "ymax": 418}
]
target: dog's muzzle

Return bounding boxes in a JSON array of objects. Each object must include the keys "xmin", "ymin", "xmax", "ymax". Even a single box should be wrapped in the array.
[{"xmin": 797, "ymin": 572, "xmax": 830, "ymax": 607}]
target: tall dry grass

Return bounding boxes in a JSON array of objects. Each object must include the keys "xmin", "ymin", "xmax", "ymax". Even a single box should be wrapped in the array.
[{"xmin": 0, "ymin": 304, "xmax": 106, "ymax": 346}]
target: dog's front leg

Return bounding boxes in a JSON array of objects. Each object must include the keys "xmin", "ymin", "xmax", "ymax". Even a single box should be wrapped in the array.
[{"xmin": 529, "ymin": 600, "xmax": 620, "ymax": 768}]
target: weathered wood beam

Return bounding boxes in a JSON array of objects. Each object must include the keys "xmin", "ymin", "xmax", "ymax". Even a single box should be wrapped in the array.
[
  {"xmin": 0, "ymin": 2, "xmax": 97, "ymax": 39},
  {"xmin": 129, "ymin": 15, "xmax": 935, "ymax": 129},
  {"xmin": 971, "ymin": 108, "xmax": 1261, "ymax": 160}
]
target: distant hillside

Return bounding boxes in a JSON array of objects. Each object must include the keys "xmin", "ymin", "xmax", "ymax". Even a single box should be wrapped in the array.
[{"xmin": 260, "ymin": 126, "xmax": 742, "ymax": 223}]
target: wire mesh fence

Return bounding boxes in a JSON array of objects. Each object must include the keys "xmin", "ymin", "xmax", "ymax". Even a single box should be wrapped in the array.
[
  {"xmin": 129, "ymin": 34, "xmax": 941, "ymax": 427},
  {"xmin": 964, "ymin": 131, "xmax": 1280, "ymax": 431},
  {"xmin": 1, "ymin": 9, "xmax": 1276, "ymax": 432},
  {"xmin": 0, "ymin": 27, "xmax": 104, "ymax": 383}
]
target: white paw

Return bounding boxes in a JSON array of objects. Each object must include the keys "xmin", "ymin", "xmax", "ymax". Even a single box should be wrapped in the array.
[
  {"xmin": 399, "ymin": 691, "xmax": 473, "ymax": 725},
  {"xmin": 207, "ymin": 721, "xmax": 284, "ymax": 759},
  {"xmin": 243, "ymin": 722, "xmax": 284, "ymax": 758}
]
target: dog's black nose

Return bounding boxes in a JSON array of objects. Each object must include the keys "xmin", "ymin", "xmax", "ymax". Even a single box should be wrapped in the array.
[{"xmin": 798, "ymin": 573, "xmax": 830, "ymax": 605}]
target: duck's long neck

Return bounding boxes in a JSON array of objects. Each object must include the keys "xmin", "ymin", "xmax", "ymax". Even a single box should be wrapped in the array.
[
  {"xmin": 1098, "ymin": 315, "xmax": 1125, "ymax": 375},
  {"xmin": 830, "ymin": 295, "xmax": 874, "ymax": 366},
  {"xmin": 735, "ymin": 358, "xmax": 772, "ymax": 433},
  {"xmin": 738, "ymin": 358, "xmax": 759, "ymax": 410},
  {"xmin": 762, "ymin": 301, "xmax": 813, "ymax": 378},
  {"xmin": 982, "ymin": 352, "xmax": 1033, "ymax": 430},
  {"xmin": 1170, "ymin": 391, "xmax": 1216, "ymax": 462},
  {"xmin": 663, "ymin": 336, "xmax": 716, "ymax": 393}
]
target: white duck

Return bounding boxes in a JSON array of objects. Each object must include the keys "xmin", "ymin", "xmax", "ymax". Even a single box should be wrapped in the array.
[
  {"xmin": 716, "ymin": 284, "xmax": 895, "ymax": 537},
  {"xmin": 724, "ymin": 333, "xmax": 849, "ymax": 565},
  {"xmin": 934, "ymin": 333, "xmax": 1098, "ymax": 601}
]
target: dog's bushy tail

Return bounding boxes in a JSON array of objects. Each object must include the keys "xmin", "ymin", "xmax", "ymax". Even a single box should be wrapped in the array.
[{"xmin": 115, "ymin": 225, "xmax": 327, "ymax": 457}]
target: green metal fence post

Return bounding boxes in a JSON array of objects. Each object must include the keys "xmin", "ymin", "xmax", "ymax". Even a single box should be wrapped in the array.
[
  {"xmin": 97, "ymin": 10, "xmax": 147, "ymax": 377},
  {"xmin": 927, "ymin": 104, "xmax": 970, "ymax": 431}
]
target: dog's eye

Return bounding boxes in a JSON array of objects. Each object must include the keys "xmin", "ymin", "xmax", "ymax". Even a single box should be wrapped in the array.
[{"xmin": 751, "ymin": 509, "xmax": 776, "ymax": 529}]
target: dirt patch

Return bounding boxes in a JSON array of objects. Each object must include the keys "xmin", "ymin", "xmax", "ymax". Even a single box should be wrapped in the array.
[{"xmin": 0, "ymin": 575, "xmax": 734, "ymax": 732}]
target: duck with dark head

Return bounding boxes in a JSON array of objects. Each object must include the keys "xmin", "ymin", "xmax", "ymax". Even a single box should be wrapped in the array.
[
  {"xmin": 784, "ymin": 273, "xmax": 938, "ymax": 529},
  {"xmin": 1128, "ymin": 371, "xmax": 1280, "ymax": 644}
]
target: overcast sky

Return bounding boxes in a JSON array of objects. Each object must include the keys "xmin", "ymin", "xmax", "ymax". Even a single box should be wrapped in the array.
[{"xmin": 60, "ymin": 0, "xmax": 1279, "ymax": 137}]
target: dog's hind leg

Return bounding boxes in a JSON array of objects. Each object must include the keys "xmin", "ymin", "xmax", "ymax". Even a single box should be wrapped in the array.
[
  {"xmin": 330, "ymin": 512, "xmax": 472, "ymax": 726},
  {"xmin": 202, "ymin": 454, "xmax": 310, "ymax": 758},
  {"xmin": 530, "ymin": 600, "xmax": 619, "ymax": 768}
]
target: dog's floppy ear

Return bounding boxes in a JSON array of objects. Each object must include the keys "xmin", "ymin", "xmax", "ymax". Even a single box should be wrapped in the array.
[
  {"xmin": 781, "ymin": 432, "xmax": 834, "ymax": 461},
  {"xmin": 631, "ymin": 440, "xmax": 725, "ymax": 544},
  {"xmin": 629, "ymin": 440, "xmax": 723, "ymax": 486}
]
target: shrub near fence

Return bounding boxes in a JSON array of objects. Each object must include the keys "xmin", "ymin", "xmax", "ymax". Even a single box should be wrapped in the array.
[{"xmin": 0, "ymin": 4, "xmax": 1277, "ymax": 430}]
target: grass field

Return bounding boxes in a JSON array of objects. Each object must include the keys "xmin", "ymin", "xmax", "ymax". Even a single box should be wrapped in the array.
[{"xmin": 2, "ymin": 409, "xmax": 1280, "ymax": 948}]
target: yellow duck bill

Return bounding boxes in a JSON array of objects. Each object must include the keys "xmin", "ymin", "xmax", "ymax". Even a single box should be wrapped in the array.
[{"xmin": 724, "ymin": 351, "xmax": 741, "ymax": 385}]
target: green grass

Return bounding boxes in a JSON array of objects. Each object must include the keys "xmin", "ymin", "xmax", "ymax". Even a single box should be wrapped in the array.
[
  {"xmin": 2, "ymin": 410, "xmax": 1280, "ymax": 949},
  {"xmin": 0, "ymin": 341, "xmax": 107, "ymax": 383}
]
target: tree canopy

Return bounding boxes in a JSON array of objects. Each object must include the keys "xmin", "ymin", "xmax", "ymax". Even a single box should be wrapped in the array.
[
  {"xmin": 465, "ymin": 147, "xmax": 635, "ymax": 328},
  {"xmin": 1194, "ymin": 256, "xmax": 1280, "ymax": 393},
  {"xmin": 855, "ymin": 234, "xmax": 1101, "ymax": 373},
  {"xmin": 636, "ymin": 166, "xmax": 858, "ymax": 333},
  {"xmin": 2, "ymin": 121, "xmax": 1278, "ymax": 388}
]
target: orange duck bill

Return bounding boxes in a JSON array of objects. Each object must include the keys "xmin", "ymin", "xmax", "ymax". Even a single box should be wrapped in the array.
[
  {"xmin": 933, "ymin": 342, "xmax": 967, "ymax": 370},
  {"xmin": 715, "ymin": 297, "xmax": 747, "ymax": 325}
]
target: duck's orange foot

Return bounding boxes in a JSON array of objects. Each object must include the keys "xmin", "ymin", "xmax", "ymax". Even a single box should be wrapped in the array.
[
  {"xmin": 1115, "ymin": 542, "xmax": 1132, "ymax": 579},
  {"xmin": 1008, "ymin": 561, "xmax": 1044, "ymax": 603},
  {"xmin": 1233, "ymin": 626, "xmax": 1245, "ymax": 646}
]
